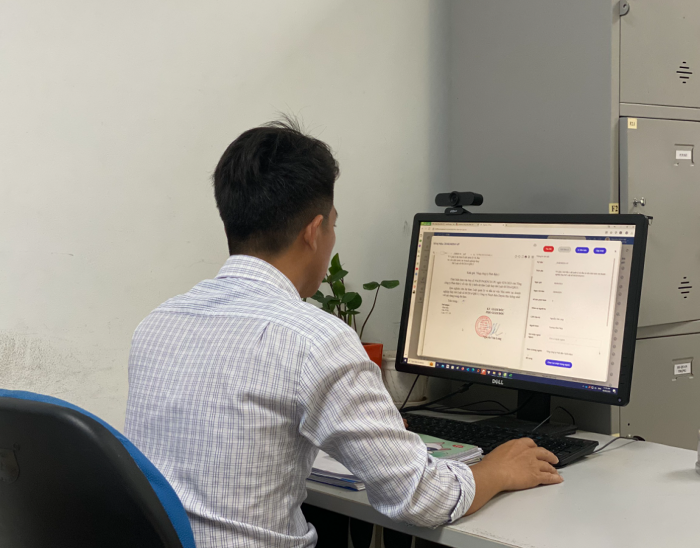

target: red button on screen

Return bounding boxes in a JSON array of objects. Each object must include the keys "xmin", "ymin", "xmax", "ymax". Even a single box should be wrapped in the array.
[{"xmin": 543, "ymin": 246, "xmax": 554, "ymax": 252}]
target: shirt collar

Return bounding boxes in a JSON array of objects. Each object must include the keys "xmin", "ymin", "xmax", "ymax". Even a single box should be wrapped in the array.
[{"xmin": 215, "ymin": 255, "xmax": 302, "ymax": 301}]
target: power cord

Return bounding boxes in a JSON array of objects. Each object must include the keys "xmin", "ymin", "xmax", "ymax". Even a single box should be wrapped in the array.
[
  {"xmin": 408, "ymin": 393, "xmax": 536, "ymax": 418},
  {"xmin": 400, "ymin": 383, "xmax": 573, "ymax": 423},
  {"xmin": 399, "ymin": 375, "xmax": 421, "ymax": 411},
  {"xmin": 531, "ymin": 406, "xmax": 576, "ymax": 433},
  {"xmin": 430, "ymin": 399, "xmax": 511, "ymax": 414},
  {"xmin": 400, "ymin": 381, "xmax": 472, "ymax": 413}
]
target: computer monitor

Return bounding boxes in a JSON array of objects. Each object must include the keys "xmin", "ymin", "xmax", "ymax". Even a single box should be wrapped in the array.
[{"xmin": 396, "ymin": 213, "xmax": 648, "ymax": 416}]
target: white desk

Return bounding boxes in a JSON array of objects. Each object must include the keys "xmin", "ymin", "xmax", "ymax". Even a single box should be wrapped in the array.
[{"xmin": 305, "ymin": 420, "xmax": 700, "ymax": 547}]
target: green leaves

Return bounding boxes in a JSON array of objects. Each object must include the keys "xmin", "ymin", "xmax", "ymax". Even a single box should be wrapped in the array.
[
  {"xmin": 358, "ymin": 279, "xmax": 400, "ymax": 340},
  {"xmin": 329, "ymin": 253, "xmax": 342, "ymax": 275},
  {"xmin": 310, "ymin": 253, "xmax": 400, "ymax": 336},
  {"xmin": 342, "ymin": 292, "xmax": 362, "ymax": 310},
  {"xmin": 322, "ymin": 295, "xmax": 340, "ymax": 312},
  {"xmin": 310, "ymin": 290, "xmax": 340, "ymax": 312},
  {"xmin": 363, "ymin": 280, "xmax": 400, "ymax": 290},
  {"xmin": 310, "ymin": 290, "xmax": 325, "ymax": 303},
  {"xmin": 331, "ymin": 280, "xmax": 345, "ymax": 297},
  {"xmin": 327, "ymin": 269, "xmax": 348, "ymax": 284}
]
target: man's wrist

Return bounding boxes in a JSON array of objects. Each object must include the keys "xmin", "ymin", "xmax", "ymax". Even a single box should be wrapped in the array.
[
  {"xmin": 466, "ymin": 460, "xmax": 507, "ymax": 515},
  {"xmin": 471, "ymin": 460, "xmax": 507, "ymax": 493}
]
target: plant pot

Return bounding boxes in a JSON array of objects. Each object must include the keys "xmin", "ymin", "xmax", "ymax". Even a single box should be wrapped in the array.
[{"xmin": 362, "ymin": 343, "xmax": 383, "ymax": 368}]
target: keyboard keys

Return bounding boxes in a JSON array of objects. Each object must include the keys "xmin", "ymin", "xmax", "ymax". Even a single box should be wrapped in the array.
[{"xmin": 403, "ymin": 413, "xmax": 598, "ymax": 468}]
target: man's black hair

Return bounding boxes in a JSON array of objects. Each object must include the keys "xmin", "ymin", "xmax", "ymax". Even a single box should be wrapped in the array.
[{"xmin": 213, "ymin": 117, "xmax": 339, "ymax": 256}]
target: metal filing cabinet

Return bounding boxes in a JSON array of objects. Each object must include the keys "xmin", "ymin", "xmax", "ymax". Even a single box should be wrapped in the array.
[
  {"xmin": 622, "ymin": 327, "xmax": 700, "ymax": 448},
  {"xmin": 619, "ymin": 116, "xmax": 700, "ymax": 448},
  {"xmin": 620, "ymin": 118, "xmax": 700, "ymax": 328},
  {"xmin": 620, "ymin": 1, "xmax": 700, "ymax": 110},
  {"xmin": 449, "ymin": 0, "xmax": 700, "ymax": 447}
]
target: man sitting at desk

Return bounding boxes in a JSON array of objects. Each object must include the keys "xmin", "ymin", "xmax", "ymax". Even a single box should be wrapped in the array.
[{"xmin": 124, "ymin": 119, "xmax": 562, "ymax": 548}]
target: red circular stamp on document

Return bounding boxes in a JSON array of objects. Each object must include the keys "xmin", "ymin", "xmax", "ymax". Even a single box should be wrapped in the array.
[{"xmin": 475, "ymin": 316, "xmax": 492, "ymax": 338}]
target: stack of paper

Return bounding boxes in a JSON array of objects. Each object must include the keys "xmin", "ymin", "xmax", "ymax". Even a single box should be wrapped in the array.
[
  {"xmin": 309, "ymin": 450, "xmax": 366, "ymax": 491},
  {"xmin": 418, "ymin": 434, "xmax": 483, "ymax": 465}
]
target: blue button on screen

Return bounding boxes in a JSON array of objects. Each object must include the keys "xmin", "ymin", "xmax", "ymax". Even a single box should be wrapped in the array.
[
  {"xmin": 594, "ymin": 248, "xmax": 606, "ymax": 254},
  {"xmin": 575, "ymin": 247, "xmax": 589, "ymax": 254},
  {"xmin": 546, "ymin": 359, "xmax": 573, "ymax": 368}
]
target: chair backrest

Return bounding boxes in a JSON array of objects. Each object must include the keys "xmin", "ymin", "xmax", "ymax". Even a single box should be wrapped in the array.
[{"xmin": 0, "ymin": 389, "xmax": 196, "ymax": 548}]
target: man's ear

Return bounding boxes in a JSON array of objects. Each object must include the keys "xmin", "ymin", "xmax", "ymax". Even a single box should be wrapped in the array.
[{"xmin": 302, "ymin": 214, "xmax": 325, "ymax": 252}]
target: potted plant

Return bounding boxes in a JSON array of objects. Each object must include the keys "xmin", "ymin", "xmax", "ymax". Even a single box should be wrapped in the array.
[{"xmin": 310, "ymin": 253, "xmax": 399, "ymax": 367}]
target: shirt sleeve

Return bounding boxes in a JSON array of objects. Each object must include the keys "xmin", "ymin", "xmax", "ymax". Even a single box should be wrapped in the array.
[{"xmin": 297, "ymin": 326, "xmax": 476, "ymax": 528}]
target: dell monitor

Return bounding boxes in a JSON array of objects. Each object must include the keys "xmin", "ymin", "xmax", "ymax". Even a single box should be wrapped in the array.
[{"xmin": 396, "ymin": 213, "xmax": 648, "ymax": 426}]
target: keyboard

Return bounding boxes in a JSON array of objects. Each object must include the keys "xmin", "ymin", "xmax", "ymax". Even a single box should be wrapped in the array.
[{"xmin": 403, "ymin": 413, "xmax": 598, "ymax": 468}]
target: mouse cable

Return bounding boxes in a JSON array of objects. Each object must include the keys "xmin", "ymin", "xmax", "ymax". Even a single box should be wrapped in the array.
[{"xmin": 593, "ymin": 436, "xmax": 643, "ymax": 453}]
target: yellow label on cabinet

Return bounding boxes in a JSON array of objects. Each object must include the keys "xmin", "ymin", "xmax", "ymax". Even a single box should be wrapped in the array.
[
  {"xmin": 627, "ymin": 118, "xmax": 638, "ymax": 129},
  {"xmin": 609, "ymin": 203, "xmax": 620, "ymax": 214}
]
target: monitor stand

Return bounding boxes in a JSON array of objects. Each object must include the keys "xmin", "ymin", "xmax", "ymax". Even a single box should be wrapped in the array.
[{"xmin": 475, "ymin": 390, "xmax": 577, "ymax": 437}]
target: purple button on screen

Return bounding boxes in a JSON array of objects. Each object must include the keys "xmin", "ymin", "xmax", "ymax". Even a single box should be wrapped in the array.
[{"xmin": 546, "ymin": 359, "xmax": 572, "ymax": 368}]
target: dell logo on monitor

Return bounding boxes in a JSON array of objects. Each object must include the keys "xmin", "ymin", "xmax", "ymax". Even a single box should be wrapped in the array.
[{"xmin": 492, "ymin": 379, "xmax": 504, "ymax": 386}]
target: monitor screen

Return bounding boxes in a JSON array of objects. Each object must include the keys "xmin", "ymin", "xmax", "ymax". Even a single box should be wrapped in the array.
[{"xmin": 396, "ymin": 214, "xmax": 648, "ymax": 406}]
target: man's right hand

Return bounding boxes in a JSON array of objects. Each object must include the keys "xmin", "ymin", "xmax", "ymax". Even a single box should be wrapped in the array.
[{"xmin": 466, "ymin": 438, "xmax": 563, "ymax": 515}]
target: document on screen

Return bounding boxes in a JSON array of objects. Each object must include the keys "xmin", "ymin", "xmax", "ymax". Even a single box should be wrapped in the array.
[
  {"xmin": 522, "ymin": 241, "xmax": 621, "ymax": 382},
  {"xmin": 416, "ymin": 235, "xmax": 621, "ymax": 381},
  {"xmin": 417, "ymin": 236, "xmax": 534, "ymax": 368}
]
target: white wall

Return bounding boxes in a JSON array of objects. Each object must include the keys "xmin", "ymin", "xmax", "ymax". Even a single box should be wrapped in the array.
[{"xmin": 0, "ymin": 1, "xmax": 450, "ymax": 428}]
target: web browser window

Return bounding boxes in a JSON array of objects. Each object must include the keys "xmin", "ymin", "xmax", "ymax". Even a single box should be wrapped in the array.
[{"xmin": 402, "ymin": 222, "xmax": 636, "ymax": 395}]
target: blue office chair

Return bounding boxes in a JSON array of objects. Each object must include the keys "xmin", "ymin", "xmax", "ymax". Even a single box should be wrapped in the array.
[{"xmin": 0, "ymin": 389, "xmax": 196, "ymax": 548}]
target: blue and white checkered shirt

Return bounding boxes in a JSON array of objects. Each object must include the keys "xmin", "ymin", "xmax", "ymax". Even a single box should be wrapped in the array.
[{"xmin": 125, "ymin": 255, "xmax": 475, "ymax": 548}]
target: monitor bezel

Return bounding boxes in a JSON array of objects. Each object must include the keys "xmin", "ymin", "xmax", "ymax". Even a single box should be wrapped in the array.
[{"xmin": 395, "ymin": 213, "xmax": 648, "ymax": 407}]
